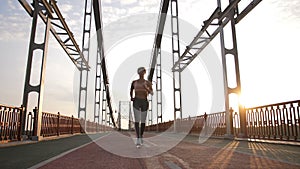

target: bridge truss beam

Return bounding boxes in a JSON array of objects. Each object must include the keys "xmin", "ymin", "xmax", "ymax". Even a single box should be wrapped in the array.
[
  {"xmin": 172, "ymin": 0, "xmax": 262, "ymax": 72},
  {"xmin": 19, "ymin": 0, "xmax": 90, "ymax": 71}
]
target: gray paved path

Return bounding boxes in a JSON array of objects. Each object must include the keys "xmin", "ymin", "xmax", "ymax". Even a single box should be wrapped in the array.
[{"xmin": 0, "ymin": 133, "xmax": 104, "ymax": 169}]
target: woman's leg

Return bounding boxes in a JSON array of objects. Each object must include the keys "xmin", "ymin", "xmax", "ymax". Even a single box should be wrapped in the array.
[
  {"xmin": 133, "ymin": 100, "xmax": 140, "ymax": 138},
  {"xmin": 140, "ymin": 100, "xmax": 149, "ymax": 137}
]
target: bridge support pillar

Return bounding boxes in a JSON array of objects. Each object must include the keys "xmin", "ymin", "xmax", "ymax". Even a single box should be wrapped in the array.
[
  {"xmin": 156, "ymin": 48, "xmax": 163, "ymax": 131},
  {"xmin": 238, "ymin": 105, "xmax": 247, "ymax": 138},
  {"xmin": 79, "ymin": 0, "xmax": 93, "ymax": 123},
  {"xmin": 22, "ymin": 0, "xmax": 51, "ymax": 140},
  {"xmin": 218, "ymin": 0, "xmax": 247, "ymax": 138},
  {"xmin": 171, "ymin": 0, "xmax": 183, "ymax": 132}
]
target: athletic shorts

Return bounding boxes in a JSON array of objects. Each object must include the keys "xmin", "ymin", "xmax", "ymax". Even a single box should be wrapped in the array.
[{"xmin": 133, "ymin": 98, "xmax": 149, "ymax": 123}]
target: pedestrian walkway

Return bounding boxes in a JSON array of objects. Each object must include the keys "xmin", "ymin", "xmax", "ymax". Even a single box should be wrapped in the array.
[
  {"xmin": 1, "ymin": 132, "xmax": 300, "ymax": 169},
  {"xmin": 0, "ymin": 134, "xmax": 104, "ymax": 169}
]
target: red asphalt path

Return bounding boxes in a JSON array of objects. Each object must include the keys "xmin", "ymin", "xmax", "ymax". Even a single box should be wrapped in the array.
[{"xmin": 36, "ymin": 132, "xmax": 300, "ymax": 169}]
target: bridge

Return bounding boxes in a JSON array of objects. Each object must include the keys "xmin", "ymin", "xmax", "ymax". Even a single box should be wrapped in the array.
[{"xmin": 1, "ymin": 0, "xmax": 300, "ymax": 168}]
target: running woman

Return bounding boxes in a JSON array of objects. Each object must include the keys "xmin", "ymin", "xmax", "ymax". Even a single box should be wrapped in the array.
[{"xmin": 130, "ymin": 67, "xmax": 153, "ymax": 147}]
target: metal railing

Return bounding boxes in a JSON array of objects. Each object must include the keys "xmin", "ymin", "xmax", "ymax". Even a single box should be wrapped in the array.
[
  {"xmin": 1, "ymin": 104, "xmax": 113, "ymax": 142},
  {"xmin": 206, "ymin": 112, "xmax": 227, "ymax": 136},
  {"xmin": 246, "ymin": 100, "xmax": 300, "ymax": 141},
  {"xmin": 2, "ymin": 100, "xmax": 300, "ymax": 142},
  {"xmin": 145, "ymin": 112, "xmax": 227, "ymax": 137},
  {"xmin": 189, "ymin": 115, "xmax": 206, "ymax": 134},
  {"xmin": 146, "ymin": 100, "xmax": 300, "ymax": 142},
  {"xmin": 41, "ymin": 111, "xmax": 84, "ymax": 137},
  {"xmin": 0, "ymin": 105, "xmax": 22, "ymax": 142},
  {"xmin": 40, "ymin": 111, "xmax": 112, "ymax": 137},
  {"xmin": 146, "ymin": 121, "xmax": 172, "ymax": 132},
  {"xmin": 85, "ymin": 120, "xmax": 113, "ymax": 133}
]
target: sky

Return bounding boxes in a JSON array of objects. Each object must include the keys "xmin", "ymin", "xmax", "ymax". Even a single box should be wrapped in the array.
[{"xmin": 0, "ymin": 0, "xmax": 300, "ymax": 123}]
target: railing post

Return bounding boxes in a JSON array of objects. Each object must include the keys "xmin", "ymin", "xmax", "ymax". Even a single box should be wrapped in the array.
[
  {"xmin": 26, "ymin": 112, "xmax": 31, "ymax": 138},
  {"xmin": 18, "ymin": 106, "xmax": 24, "ymax": 141},
  {"xmin": 71, "ymin": 115, "xmax": 74, "ymax": 134},
  {"xmin": 32, "ymin": 107, "xmax": 38, "ymax": 138},
  {"xmin": 204, "ymin": 112, "xmax": 207, "ymax": 136},
  {"xmin": 57, "ymin": 112, "xmax": 60, "ymax": 136}
]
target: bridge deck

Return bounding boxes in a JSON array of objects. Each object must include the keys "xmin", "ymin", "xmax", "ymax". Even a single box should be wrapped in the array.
[{"xmin": 0, "ymin": 132, "xmax": 300, "ymax": 169}]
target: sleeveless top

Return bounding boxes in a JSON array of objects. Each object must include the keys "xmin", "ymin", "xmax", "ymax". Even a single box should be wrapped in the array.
[{"xmin": 132, "ymin": 80, "xmax": 150, "ymax": 99}]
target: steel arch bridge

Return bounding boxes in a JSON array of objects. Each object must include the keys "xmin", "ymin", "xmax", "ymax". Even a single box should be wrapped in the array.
[{"xmin": 14, "ymin": 0, "xmax": 265, "ymax": 140}]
